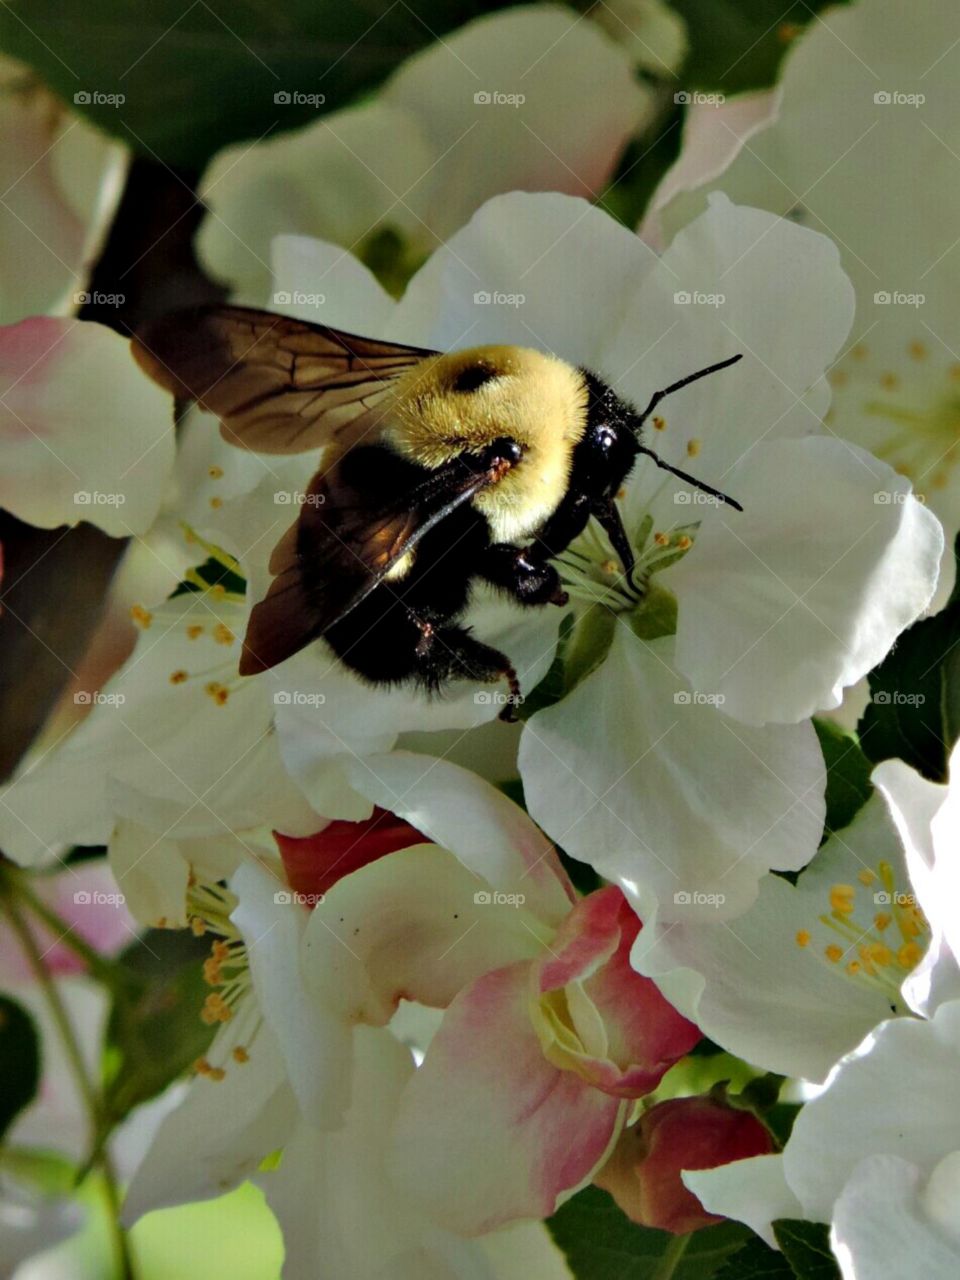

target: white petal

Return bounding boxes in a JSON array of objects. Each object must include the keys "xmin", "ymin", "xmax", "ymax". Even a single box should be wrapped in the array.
[
  {"xmin": 0, "ymin": 319, "xmax": 173, "ymax": 535},
  {"xmin": 109, "ymin": 820, "xmax": 192, "ymax": 929},
  {"xmin": 231, "ymin": 861, "xmax": 353, "ymax": 1128},
  {"xmin": 683, "ymin": 1154, "xmax": 801, "ymax": 1249},
  {"xmin": 520, "ymin": 628, "xmax": 824, "ymax": 920},
  {"xmin": 606, "ymin": 194, "xmax": 854, "ymax": 491},
  {"xmin": 670, "ymin": 437, "xmax": 943, "ymax": 724},
  {"xmin": 632, "ymin": 794, "xmax": 905, "ymax": 1080},
  {"xmin": 260, "ymin": 1027, "xmax": 493, "ymax": 1280},
  {"xmin": 197, "ymin": 100, "xmax": 430, "ymax": 306},
  {"xmin": 641, "ymin": 91, "xmax": 778, "ymax": 249},
  {"xmin": 343, "ymin": 751, "xmax": 573, "ymax": 924},
  {"xmin": 393, "ymin": 191, "xmax": 656, "ymax": 363},
  {"xmin": 301, "ymin": 844, "xmax": 551, "ymax": 1023},
  {"xmin": 832, "ymin": 1155, "xmax": 960, "ymax": 1280},
  {"xmin": 0, "ymin": 87, "xmax": 124, "ymax": 323},
  {"xmin": 270, "ymin": 233, "xmax": 397, "ymax": 332},
  {"xmin": 874, "ymin": 755, "xmax": 960, "ymax": 1015},
  {"xmin": 784, "ymin": 1000, "xmax": 960, "ymax": 1222},
  {"xmin": 122, "ymin": 1024, "xmax": 296, "ymax": 1222},
  {"xmin": 382, "ymin": 5, "xmax": 648, "ymax": 239}
]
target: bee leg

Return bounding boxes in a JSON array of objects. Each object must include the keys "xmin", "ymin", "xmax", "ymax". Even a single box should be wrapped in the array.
[
  {"xmin": 478, "ymin": 544, "xmax": 568, "ymax": 608},
  {"xmin": 408, "ymin": 618, "xmax": 522, "ymax": 718}
]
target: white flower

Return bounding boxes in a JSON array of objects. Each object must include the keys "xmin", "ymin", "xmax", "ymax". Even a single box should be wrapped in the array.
[
  {"xmin": 197, "ymin": 4, "xmax": 650, "ymax": 305},
  {"xmin": 0, "ymin": 317, "xmax": 174, "ymax": 536},
  {"xmin": 631, "ymin": 791, "xmax": 926, "ymax": 1081},
  {"xmin": 644, "ymin": 0, "xmax": 960, "ymax": 558},
  {"xmin": 683, "ymin": 744, "xmax": 960, "ymax": 1276},
  {"xmin": 122, "ymin": 778, "xmax": 572, "ymax": 1278},
  {"xmin": 0, "ymin": 57, "xmax": 125, "ymax": 323},
  {"xmin": 689, "ymin": 1003, "xmax": 960, "ymax": 1279},
  {"xmin": 496, "ymin": 191, "xmax": 939, "ymax": 920}
]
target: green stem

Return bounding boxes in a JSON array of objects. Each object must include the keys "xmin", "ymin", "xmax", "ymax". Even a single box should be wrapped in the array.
[
  {"xmin": 0, "ymin": 884, "xmax": 136, "ymax": 1279},
  {"xmin": 10, "ymin": 869, "xmax": 124, "ymax": 988},
  {"xmin": 650, "ymin": 1233, "xmax": 691, "ymax": 1280}
]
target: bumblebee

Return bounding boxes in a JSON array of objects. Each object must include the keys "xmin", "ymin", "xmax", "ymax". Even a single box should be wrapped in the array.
[{"xmin": 133, "ymin": 306, "xmax": 741, "ymax": 711}]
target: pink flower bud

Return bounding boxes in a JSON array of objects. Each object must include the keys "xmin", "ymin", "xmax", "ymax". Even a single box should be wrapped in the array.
[{"xmin": 595, "ymin": 1094, "xmax": 775, "ymax": 1234}]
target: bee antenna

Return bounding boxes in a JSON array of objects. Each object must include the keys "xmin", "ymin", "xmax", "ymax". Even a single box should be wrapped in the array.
[{"xmin": 633, "ymin": 352, "xmax": 744, "ymax": 512}]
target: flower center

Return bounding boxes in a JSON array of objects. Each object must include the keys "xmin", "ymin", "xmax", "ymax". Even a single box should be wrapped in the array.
[
  {"xmin": 829, "ymin": 342, "xmax": 960, "ymax": 496},
  {"xmin": 187, "ymin": 877, "xmax": 258, "ymax": 1079},
  {"xmin": 794, "ymin": 860, "xmax": 929, "ymax": 1010},
  {"xmin": 556, "ymin": 509, "xmax": 696, "ymax": 623}
]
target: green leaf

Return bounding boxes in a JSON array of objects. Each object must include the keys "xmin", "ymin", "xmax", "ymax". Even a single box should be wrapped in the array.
[
  {"xmin": 713, "ymin": 1235, "xmax": 794, "ymax": 1280},
  {"xmin": 858, "ymin": 533, "xmax": 960, "ymax": 782},
  {"xmin": 0, "ymin": 994, "xmax": 40, "ymax": 1141},
  {"xmin": 548, "ymin": 1185, "xmax": 754, "ymax": 1279},
  {"xmin": 101, "ymin": 928, "xmax": 215, "ymax": 1130},
  {"xmin": 772, "ymin": 1221, "xmax": 841, "ymax": 1280},
  {"xmin": 0, "ymin": 0, "xmax": 516, "ymax": 170},
  {"xmin": 671, "ymin": 0, "xmax": 849, "ymax": 95},
  {"xmin": 813, "ymin": 719, "xmax": 873, "ymax": 836}
]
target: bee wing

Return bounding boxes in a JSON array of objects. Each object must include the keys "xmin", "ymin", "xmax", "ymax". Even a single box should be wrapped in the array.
[
  {"xmin": 240, "ymin": 454, "xmax": 497, "ymax": 675},
  {"xmin": 132, "ymin": 305, "xmax": 437, "ymax": 455}
]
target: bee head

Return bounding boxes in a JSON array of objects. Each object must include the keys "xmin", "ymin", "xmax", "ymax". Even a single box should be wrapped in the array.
[{"xmin": 387, "ymin": 345, "xmax": 589, "ymax": 542}]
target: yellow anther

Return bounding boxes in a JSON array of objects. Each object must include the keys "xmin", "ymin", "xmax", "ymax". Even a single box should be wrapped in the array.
[
  {"xmin": 898, "ymin": 941, "xmax": 922, "ymax": 969},
  {"xmin": 863, "ymin": 942, "xmax": 893, "ymax": 967},
  {"xmin": 846, "ymin": 960, "xmax": 862, "ymax": 976},
  {"xmin": 207, "ymin": 1066, "xmax": 226, "ymax": 1082},
  {"xmin": 653, "ymin": 532, "xmax": 670, "ymax": 547},
  {"xmin": 208, "ymin": 465, "xmax": 224, "ymax": 479},
  {"xmin": 652, "ymin": 416, "xmax": 666, "ymax": 431},
  {"xmin": 209, "ymin": 496, "xmax": 223, "ymax": 510},
  {"xmin": 829, "ymin": 370, "xmax": 848, "ymax": 387},
  {"xmin": 686, "ymin": 439, "xmax": 701, "ymax": 458},
  {"xmin": 830, "ymin": 884, "xmax": 856, "ymax": 916},
  {"xmin": 601, "ymin": 559, "xmax": 619, "ymax": 575},
  {"xmin": 852, "ymin": 344, "xmax": 869, "ymax": 361},
  {"xmin": 874, "ymin": 912, "xmax": 892, "ymax": 931},
  {"xmin": 186, "ymin": 624, "xmax": 204, "ymax": 639},
  {"xmin": 232, "ymin": 1046, "xmax": 250, "ymax": 1064},
  {"xmin": 213, "ymin": 623, "xmax": 235, "ymax": 645},
  {"xmin": 795, "ymin": 929, "xmax": 811, "ymax": 948},
  {"xmin": 190, "ymin": 915, "xmax": 207, "ymax": 937},
  {"xmin": 880, "ymin": 372, "xmax": 900, "ymax": 391},
  {"xmin": 205, "ymin": 681, "xmax": 229, "ymax": 706},
  {"xmin": 908, "ymin": 341, "xmax": 927, "ymax": 360},
  {"xmin": 130, "ymin": 604, "xmax": 152, "ymax": 629},
  {"xmin": 676, "ymin": 535, "xmax": 692, "ymax": 551},
  {"xmin": 858, "ymin": 869, "xmax": 876, "ymax": 886},
  {"xmin": 169, "ymin": 669, "xmax": 188, "ymax": 685},
  {"xmin": 825, "ymin": 944, "xmax": 844, "ymax": 964}
]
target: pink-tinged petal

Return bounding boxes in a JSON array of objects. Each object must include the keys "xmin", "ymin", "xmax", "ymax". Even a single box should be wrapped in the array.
[
  {"xmin": 301, "ymin": 844, "xmax": 552, "ymax": 1024},
  {"xmin": 596, "ymin": 1095, "xmax": 776, "ymax": 1234},
  {"xmin": 274, "ymin": 808, "xmax": 425, "ymax": 901},
  {"xmin": 345, "ymin": 752, "xmax": 575, "ymax": 924},
  {"xmin": 390, "ymin": 962, "xmax": 624, "ymax": 1234},
  {"xmin": 640, "ymin": 91, "xmax": 779, "ymax": 249},
  {"xmin": 535, "ymin": 888, "xmax": 700, "ymax": 1097},
  {"xmin": 0, "ymin": 318, "xmax": 173, "ymax": 535}
]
